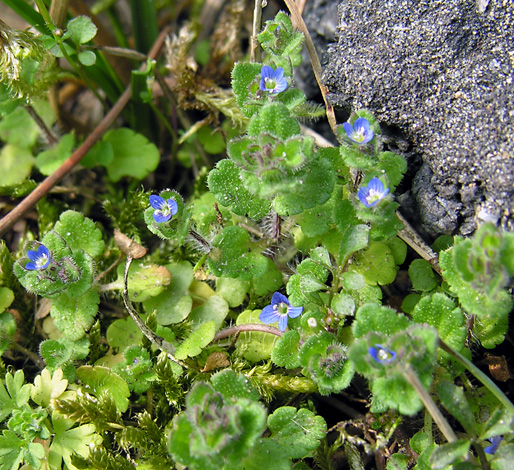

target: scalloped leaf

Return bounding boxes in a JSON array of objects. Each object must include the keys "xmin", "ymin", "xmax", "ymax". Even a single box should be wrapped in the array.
[
  {"xmin": 53, "ymin": 210, "xmax": 105, "ymax": 258},
  {"xmin": 103, "ymin": 128, "xmax": 160, "ymax": 182},
  {"xmin": 267, "ymin": 407, "xmax": 327, "ymax": 459},
  {"xmin": 174, "ymin": 321, "xmax": 216, "ymax": 360}
]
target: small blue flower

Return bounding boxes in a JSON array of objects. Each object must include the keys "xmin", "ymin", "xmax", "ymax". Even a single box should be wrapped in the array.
[
  {"xmin": 25, "ymin": 244, "xmax": 51, "ymax": 271},
  {"xmin": 484, "ymin": 436, "xmax": 503, "ymax": 455},
  {"xmin": 343, "ymin": 117, "xmax": 374, "ymax": 144},
  {"xmin": 259, "ymin": 65, "xmax": 288, "ymax": 94},
  {"xmin": 357, "ymin": 177, "xmax": 390, "ymax": 207},
  {"xmin": 259, "ymin": 292, "xmax": 303, "ymax": 332},
  {"xmin": 369, "ymin": 344, "xmax": 396, "ymax": 364},
  {"xmin": 149, "ymin": 195, "xmax": 178, "ymax": 223}
]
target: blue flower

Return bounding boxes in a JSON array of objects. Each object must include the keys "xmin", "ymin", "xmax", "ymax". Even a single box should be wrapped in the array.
[
  {"xmin": 484, "ymin": 436, "xmax": 503, "ymax": 455},
  {"xmin": 25, "ymin": 244, "xmax": 51, "ymax": 271},
  {"xmin": 369, "ymin": 344, "xmax": 396, "ymax": 364},
  {"xmin": 259, "ymin": 292, "xmax": 303, "ymax": 332},
  {"xmin": 343, "ymin": 117, "xmax": 374, "ymax": 144},
  {"xmin": 259, "ymin": 65, "xmax": 288, "ymax": 94},
  {"xmin": 149, "ymin": 195, "xmax": 178, "ymax": 223},
  {"xmin": 357, "ymin": 177, "xmax": 390, "ymax": 207}
]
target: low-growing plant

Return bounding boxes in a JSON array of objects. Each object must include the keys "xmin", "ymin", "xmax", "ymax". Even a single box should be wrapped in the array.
[{"xmin": 0, "ymin": 3, "xmax": 513, "ymax": 470}]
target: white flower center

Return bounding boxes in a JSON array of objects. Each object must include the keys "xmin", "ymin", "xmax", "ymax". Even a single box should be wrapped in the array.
[
  {"xmin": 265, "ymin": 78, "xmax": 277, "ymax": 90},
  {"xmin": 366, "ymin": 189, "xmax": 382, "ymax": 204},
  {"xmin": 36, "ymin": 254, "xmax": 49, "ymax": 269},
  {"xmin": 377, "ymin": 348, "xmax": 392, "ymax": 361}
]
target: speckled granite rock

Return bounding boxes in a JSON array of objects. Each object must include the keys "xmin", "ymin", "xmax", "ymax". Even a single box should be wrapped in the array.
[{"xmin": 322, "ymin": 0, "xmax": 514, "ymax": 235}]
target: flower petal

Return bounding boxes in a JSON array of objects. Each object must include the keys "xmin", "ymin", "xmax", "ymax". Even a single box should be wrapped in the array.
[
  {"xmin": 274, "ymin": 67, "xmax": 285, "ymax": 81},
  {"xmin": 367, "ymin": 177, "xmax": 384, "ymax": 193},
  {"xmin": 287, "ymin": 306, "xmax": 303, "ymax": 319},
  {"xmin": 271, "ymin": 291, "xmax": 289, "ymax": 306},
  {"xmin": 274, "ymin": 77, "xmax": 288, "ymax": 94},
  {"xmin": 26, "ymin": 249, "xmax": 40, "ymax": 262},
  {"xmin": 259, "ymin": 305, "xmax": 280, "ymax": 324},
  {"xmin": 278, "ymin": 314, "xmax": 289, "ymax": 332},
  {"xmin": 357, "ymin": 187, "xmax": 371, "ymax": 206},
  {"xmin": 153, "ymin": 211, "xmax": 172, "ymax": 223},
  {"xmin": 260, "ymin": 65, "xmax": 274, "ymax": 80},
  {"xmin": 149, "ymin": 195, "xmax": 165, "ymax": 210},
  {"xmin": 168, "ymin": 198, "xmax": 179, "ymax": 216},
  {"xmin": 343, "ymin": 122, "xmax": 354, "ymax": 139},
  {"xmin": 25, "ymin": 262, "xmax": 37, "ymax": 270},
  {"xmin": 368, "ymin": 344, "xmax": 396, "ymax": 364}
]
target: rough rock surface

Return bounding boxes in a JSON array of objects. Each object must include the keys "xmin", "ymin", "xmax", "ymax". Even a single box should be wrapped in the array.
[{"xmin": 322, "ymin": 0, "xmax": 514, "ymax": 235}]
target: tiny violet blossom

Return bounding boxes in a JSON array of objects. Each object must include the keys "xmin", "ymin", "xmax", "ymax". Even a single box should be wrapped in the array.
[
  {"xmin": 259, "ymin": 65, "xmax": 288, "ymax": 94},
  {"xmin": 25, "ymin": 244, "xmax": 51, "ymax": 271},
  {"xmin": 259, "ymin": 292, "xmax": 303, "ymax": 332},
  {"xmin": 368, "ymin": 344, "xmax": 397, "ymax": 364},
  {"xmin": 484, "ymin": 436, "xmax": 504, "ymax": 455},
  {"xmin": 343, "ymin": 117, "xmax": 374, "ymax": 144},
  {"xmin": 357, "ymin": 177, "xmax": 390, "ymax": 208},
  {"xmin": 149, "ymin": 195, "xmax": 178, "ymax": 223}
]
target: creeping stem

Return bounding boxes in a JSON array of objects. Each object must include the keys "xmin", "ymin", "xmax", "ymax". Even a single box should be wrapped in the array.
[{"xmin": 122, "ymin": 255, "xmax": 191, "ymax": 369}]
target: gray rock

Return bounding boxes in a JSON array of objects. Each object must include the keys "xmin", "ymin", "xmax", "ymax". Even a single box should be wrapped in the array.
[{"xmin": 322, "ymin": 0, "xmax": 514, "ymax": 235}]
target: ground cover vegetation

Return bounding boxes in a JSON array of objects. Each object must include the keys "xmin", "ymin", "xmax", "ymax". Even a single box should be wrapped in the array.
[{"xmin": 0, "ymin": 1, "xmax": 513, "ymax": 469}]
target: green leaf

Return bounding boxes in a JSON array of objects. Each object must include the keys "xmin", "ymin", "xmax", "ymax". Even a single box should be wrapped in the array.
[
  {"xmin": 268, "ymin": 406, "xmax": 326, "ymax": 459},
  {"xmin": 174, "ymin": 321, "xmax": 216, "ymax": 360},
  {"xmin": 77, "ymin": 50, "xmax": 97, "ymax": 66},
  {"xmin": 272, "ymin": 157, "xmax": 335, "ymax": 216},
  {"xmin": 411, "ymin": 293, "xmax": 466, "ymax": 359},
  {"xmin": 36, "ymin": 133, "xmax": 74, "ymax": 175},
  {"xmin": 81, "ymin": 139, "xmax": 114, "ymax": 168},
  {"xmin": 210, "ymin": 369, "xmax": 260, "ymax": 402},
  {"xmin": 377, "ymin": 151, "xmax": 407, "ymax": 190},
  {"xmin": 236, "ymin": 310, "xmax": 278, "ymax": 362},
  {"xmin": 436, "ymin": 382, "xmax": 476, "ymax": 435},
  {"xmin": 351, "ymin": 241, "xmax": 399, "ymax": 285},
  {"xmin": 271, "ymin": 330, "xmax": 301, "ymax": 369},
  {"xmin": 208, "ymin": 159, "xmax": 270, "ymax": 219},
  {"xmin": 49, "ymin": 414, "xmax": 101, "ymax": 470},
  {"xmin": 429, "ymin": 439, "xmax": 471, "ymax": 469},
  {"xmin": 53, "ymin": 210, "xmax": 105, "ymax": 258},
  {"xmin": 0, "ymin": 430, "xmax": 44, "ymax": 470},
  {"xmin": 339, "ymin": 224, "xmax": 369, "ymax": 265},
  {"xmin": 66, "ymin": 16, "xmax": 98, "ymax": 44},
  {"xmin": 0, "ymin": 370, "xmax": 31, "ymax": 421},
  {"xmin": 117, "ymin": 261, "xmax": 172, "ymax": 302},
  {"xmin": 247, "ymin": 102, "xmax": 300, "ymax": 140},
  {"xmin": 216, "ymin": 277, "xmax": 250, "ymax": 308},
  {"xmin": 0, "ymin": 287, "xmax": 14, "ymax": 312},
  {"xmin": 76, "ymin": 365, "xmax": 130, "ymax": 413},
  {"xmin": 331, "ymin": 293, "xmax": 356, "ymax": 317},
  {"xmin": 189, "ymin": 295, "xmax": 229, "ymax": 330},
  {"xmin": 409, "ymin": 259, "xmax": 438, "ymax": 292},
  {"xmin": 103, "ymin": 128, "xmax": 160, "ymax": 182},
  {"xmin": 208, "ymin": 226, "xmax": 269, "ymax": 281},
  {"xmin": 51, "ymin": 289, "xmax": 99, "ymax": 340},
  {"xmin": 0, "ymin": 145, "xmax": 34, "ymax": 186},
  {"xmin": 353, "ymin": 303, "xmax": 410, "ymax": 338},
  {"xmin": 0, "ymin": 108, "xmax": 40, "ymax": 148},
  {"xmin": 250, "ymin": 258, "xmax": 283, "ymax": 296},
  {"xmin": 106, "ymin": 317, "xmax": 143, "ymax": 350},
  {"xmin": 197, "ymin": 126, "xmax": 226, "ymax": 154},
  {"xmin": 143, "ymin": 261, "xmax": 194, "ymax": 325},
  {"xmin": 240, "ymin": 438, "xmax": 292, "ymax": 470}
]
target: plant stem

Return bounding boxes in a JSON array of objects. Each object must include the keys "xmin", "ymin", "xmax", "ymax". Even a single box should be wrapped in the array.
[
  {"xmin": 250, "ymin": 0, "xmax": 263, "ymax": 62},
  {"xmin": 439, "ymin": 339, "xmax": 514, "ymax": 416},
  {"xmin": 212, "ymin": 324, "xmax": 284, "ymax": 344},
  {"xmin": 122, "ymin": 256, "xmax": 191, "ymax": 369},
  {"xmin": 402, "ymin": 365, "xmax": 457, "ymax": 443},
  {"xmin": 26, "ymin": 106, "xmax": 58, "ymax": 145},
  {"xmin": 282, "ymin": 0, "xmax": 337, "ymax": 134}
]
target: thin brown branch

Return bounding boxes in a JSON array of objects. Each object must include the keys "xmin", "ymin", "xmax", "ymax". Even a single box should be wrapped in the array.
[
  {"xmin": 283, "ymin": 0, "xmax": 337, "ymax": 135},
  {"xmin": 211, "ymin": 324, "xmax": 284, "ymax": 344},
  {"xmin": 0, "ymin": 26, "xmax": 170, "ymax": 237}
]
